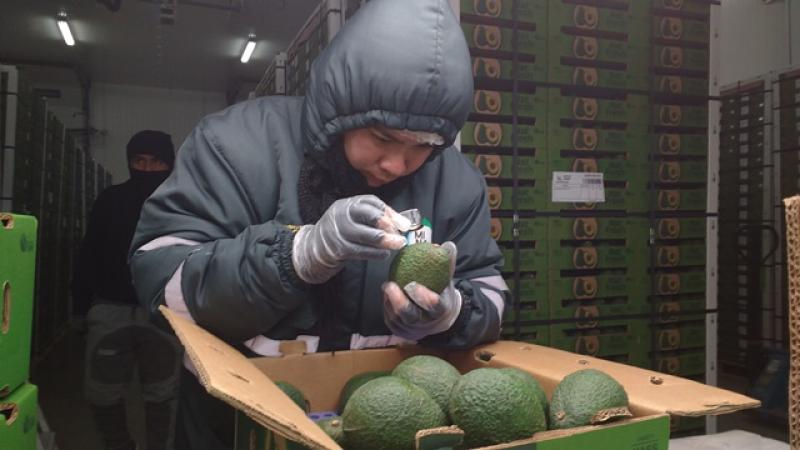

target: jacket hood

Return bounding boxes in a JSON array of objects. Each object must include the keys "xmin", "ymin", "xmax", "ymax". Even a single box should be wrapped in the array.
[{"xmin": 301, "ymin": 0, "xmax": 473, "ymax": 155}]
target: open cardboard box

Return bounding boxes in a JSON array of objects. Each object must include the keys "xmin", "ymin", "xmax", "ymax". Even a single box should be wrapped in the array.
[{"xmin": 161, "ymin": 307, "xmax": 760, "ymax": 450}]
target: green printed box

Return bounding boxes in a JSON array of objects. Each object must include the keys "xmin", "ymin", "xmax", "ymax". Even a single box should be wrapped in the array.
[
  {"xmin": 549, "ymin": 64, "xmax": 649, "ymax": 91},
  {"xmin": 549, "ymin": 2, "xmax": 648, "ymax": 38},
  {"xmin": 653, "ymin": 16, "xmax": 709, "ymax": 43},
  {"xmin": 465, "ymin": 153, "xmax": 547, "ymax": 180},
  {"xmin": 549, "ymin": 243, "xmax": 648, "ymax": 270},
  {"xmin": 655, "ymin": 269, "xmax": 706, "ymax": 295},
  {"xmin": 549, "ymin": 293, "xmax": 650, "ymax": 321},
  {"xmin": 654, "ymin": 244, "xmax": 706, "ymax": 267},
  {"xmin": 548, "ymin": 90, "xmax": 650, "ymax": 123},
  {"xmin": 654, "ymin": 350, "xmax": 706, "ymax": 377},
  {"xmin": 507, "ymin": 301, "xmax": 549, "ymax": 323},
  {"xmin": 550, "ymin": 35, "xmax": 649, "ymax": 66},
  {"xmin": 460, "ymin": 0, "xmax": 546, "ymax": 23},
  {"xmin": 655, "ymin": 218, "xmax": 706, "ymax": 240},
  {"xmin": 652, "ymin": 319, "xmax": 706, "ymax": 351},
  {"xmin": 549, "ymin": 157, "xmax": 649, "ymax": 182},
  {"xmin": 655, "ymin": 133, "xmax": 708, "ymax": 156},
  {"xmin": 652, "ymin": 297, "xmax": 707, "ymax": 323},
  {"xmin": 490, "ymin": 217, "xmax": 547, "ymax": 242},
  {"xmin": 549, "ymin": 272, "xmax": 649, "ymax": 302},
  {"xmin": 500, "ymin": 324, "xmax": 549, "ymax": 346},
  {"xmin": 655, "ymin": 75, "xmax": 709, "ymax": 97},
  {"xmin": 0, "ymin": 383, "xmax": 38, "ymax": 450},
  {"xmin": 501, "ymin": 245, "xmax": 548, "ymax": 272},
  {"xmin": 547, "ymin": 186, "xmax": 650, "ymax": 212},
  {"xmin": 654, "ymin": 104, "xmax": 709, "ymax": 128},
  {"xmin": 548, "ymin": 216, "xmax": 649, "ymax": 241},
  {"xmin": 462, "ymin": 121, "xmax": 546, "ymax": 148},
  {"xmin": 654, "ymin": 160, "xmax": 707, "ymax": 183},
  {"xmin": 652, "ymin": 0, "xmax": 711, "ymax": 17},
  {"xmin": 549, "ymin": 319, "xmax": 650, "ymax": 359},
  {"xmin": 472, "ymin": 56, "xmax": 547, "ymax": 82},
  {"xmin": 653, "ymin": 45, "xmax": 709, "ymax": 72},
  {"xmin": 462, "ymin": 23, "xmax": 547, "ymax": 54},
  {"xmin": 487, "ymin": 185, "xmax": 548, "ymax": 210},
  {"xmin": 548, "ymin": 122, "xmax": 650, "ymax": 151},
  {"xmin": 655, "ymin": 188, "xmax": 707, "ymax": 211},
  {"xmin": 504, "ymin": 274, "xmax": 548, "ymax": 302},
  {"xmin": 472, "ymin": 89, "xmax": 547, "ymax": 117}
]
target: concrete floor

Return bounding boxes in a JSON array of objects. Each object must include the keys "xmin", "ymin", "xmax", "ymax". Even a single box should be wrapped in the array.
[{"xmin": 32, "ymin": 328, "xmax": 791, "ymax": 450}]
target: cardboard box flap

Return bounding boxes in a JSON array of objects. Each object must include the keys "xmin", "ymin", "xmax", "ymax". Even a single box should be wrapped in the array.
[
  {"xmin": 160, "ymin": 307, "xmax": 341, "ymax": 450},
  {"xmin": 475, "ymin": 341, "xmax": 760, "ymax": 417}
]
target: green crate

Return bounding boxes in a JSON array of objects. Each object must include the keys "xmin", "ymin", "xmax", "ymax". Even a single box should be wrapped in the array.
[
  {"xmin": 654, "ymin": 244, "xmax": 706, "ymax": 267},
  {"xmin": 472, "ymin": 88, "xmax": 547, "ymax": 117},
  {"xmin": 654, "ymin": 188, "xmax": 707, "ymax": 211},
  {"xmin": 472, "ymin": 56, "xmax": 547, "ymax": 82},
  {"xmin": 655, "ymin": 133, "xmax": 708, "ymax": 156},
  {"xmin": 548, "ymin": 2, "xmax": 649, "ymax": 39},
  {"xmin": 654, "ymin": 350, "xmax": 706, "ymax": 377},
  {"xmin": 500, "ymin": 324, "xmax": 549, "ymax": 346},
  {"xmin": 655, "ymin": 218, "xmax": 706, "ymax": 240},
  {"xmin": 549, "ymin": 35, "xmax": 649, "ymax": 69},
  {"xmin": 654, "ymin": 104, "xmax": 709, "ymax": 128},
  {"xmin": 548, "ymin": 64, "xmax": 650, "ymax": 91},
  {"xmin": 500, "ymin": 245, "xmax": 548, "ymax": 272},
  {"xmin": 654, "ymin": 75, "xmax": 709, "ymax": 97},
  {"xmin": 654, "ymin": 160, "xmax": 707, "ymax": 183},
  {"xmin": 653, "ymin": 45, "xmax": 709, "ymax": 72},
  {"xmin": 0, "ymin": 383, "xmax": 38, "ymax": 449},
  {"xmin": 548, "ymin": 121, "xmax": 650, "ymax": 152},
  {"xmin": 652, "ymin": 318, "xmax": 705, "ymax": 351},
  {"xmin": 466, "ymin": 153, "xmax": 547, "ymax": 180},
  {"xmin": 548, "ymin": 90, "xmax": 650, "ymax": 124},
  {"xmin": 490, "ymin": 217, "xmax": 547, "ymax": 242},
  {"xmin": 462, "ymin": 121, "xmax": 546, "ymax": 149},
  {"xmin": 549, "ymin": 157, "xmax": 649, "ymax": 183},
  {"xmin": 549, "ymin": 319, "xmax": 650, "ymax": 360},
  {"xmin": 460, "ymin": 0, "xmax": 546, "ymax": 24},
  {"xmin": 652, "ymin": 16, "xmax": 709, "ymax": 43},
  {"xmin": 549, "ymin": 243, "xmax": 648, "ymax": 270},
  {"xmin": 0, "ymin": 215, "xmax": 37, "ymax": 396},
  {"xmin": 487, "ymin": 185, "xmax": 548, "ymax": 210},
  {"xmin": 462, "ymin": 23, "xmax": 547, "ymax": 54},
  {"xmin": 652, "ymin": 0, "xmax": 711, "ymax": 17},
  {"xmin": 548, "ymin": 216, "xmax": 649, "ymax": 241}
]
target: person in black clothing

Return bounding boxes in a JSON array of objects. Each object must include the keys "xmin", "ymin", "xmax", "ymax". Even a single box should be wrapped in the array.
[{"xmin": 72, "ymin": 130, "xmax": 182, "ymax": 450}]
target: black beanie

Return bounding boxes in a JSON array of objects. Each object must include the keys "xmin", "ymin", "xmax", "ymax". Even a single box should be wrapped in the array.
[{"xmin": 126, "ymin": 130, "xmax": 175, "ymax": 168}]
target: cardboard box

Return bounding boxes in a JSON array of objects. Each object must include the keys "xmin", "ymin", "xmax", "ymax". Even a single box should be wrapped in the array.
[
  {"xmin": 652, "ymin": 46, "xmax": 708, "ymax": 73},
  {"xmin": 654, "ymin": 74, "xmax": 709, "ymax": 97},
  {"xmin": 652, "ymin": 0, "xmax": 711, "ymax": 18},
  {"xmin": 462, "ymin": 122, "xmax": 546, "ymax": 149},
  {"xmin": 548, "ymin": 122, "xmax": 650, "ymax": 152},
  {"xmin": 472, "ymin": 88, "xmax": 547, "ymax": 117},
  {"xmin": 548, "ymin": 64, "xmax": 649, "ymax": 91},
  {"xmin": 652, "ymin": 16, "xmax": 709, "ymax": 43},
  {"xmin": 504, "ymin": 274, "xmax": 548, "ymax": 303},
  {"xmin": 549, "ymin": 243, "xmax": 649, "ymax": 271},
  {"xmin": 653, "ymin": 161, "xmax": 707, "ymax": 184},
  {"xmin": 501, "ymin": 245, "xmax": 548, "ymax": 272},
  {"xmin": 654, "ymin": 244, "xmax": 706, "ymax": 268},
  {"xmin": 472, "ymin": 56, "xmax": 547, "ymax": 83},
  {"xmin": 546, "ymin": 186, "xmax": 650, "ymax": 213},
  {"xmin": 548, "ymin": 216, "xmax": 648, "ymax": 241},
  {"xmin": 489, "ymin": 217, "xmax": 547, "ymax": 241},
  {"xmin": 549, "ymin": 35, "xmax": 648, "ymax": 69},
  {"xmin": 653, "ymin": 349, "xmax": 705, "ymax": 378},
  {"xmin": 466, "ymin": 153, "xmax": 547, "ymax": 181},
  {"xmin": 0, "ymin": 383, "xmax": 38, "ymax": 450},
  {"xmin": 161, "ymin": 308, "xmax": 759, "ymax": 450},
  {"xmin": 653, "ymin": 104, "xmax": 709, "ymax": 128},
  {"xmin": 549, "ymin": 319, "xmax": 650, "ymax": 362},
  {"xmin": 487, "ymin": 185, "xmax": 548, "ymax": 210},
  {"xmin": 654, "ymin": 189, "xmax": 707, "ymax": 212},
  {"xmin": 548, "ymin": 90, "xmax": 650, "ymax": 124},
  {"xmin": 548, "ymin": 2, "xmax": 647, "ymax": 39},
  {"xmin": 462, "ymin": 23, "xmax": 546, "ymax": 55},
  {"xmin": 651, "ymin": 297, "xmax": 707, "ymax": 324},
  {"xmin": 549, "ymin": 157, "xmax": 649, "ymax": 183},
  {"xmin": 0, "ymin": 214, "xmax": 37, "ymax": 397},
  {"xmin": 654, "ymin": 133, "xmax": 708, "ymax": 156},
  {"xmin": 652, "ymin": 319, "xmax": 706, "ymax": 351},
  {"xmin": 654, "ymin": 270, "xmax": 706, "ymax": 295},
  {"xmin": 548, "ymin": 274, "xmax": 650, "ymax": 320},
  {"xmin": 459, "ymin": 0, "xmax": 545, "ymax": 24}
]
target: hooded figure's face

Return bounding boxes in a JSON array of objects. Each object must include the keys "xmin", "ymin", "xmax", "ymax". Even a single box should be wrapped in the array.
[
  {"xmin": 343, "ymin": 127, "xmax": 433, "ymax": 187},
  {"xmin": 130, "ymin": 153, "xmax": 171, "ymax": 173}
]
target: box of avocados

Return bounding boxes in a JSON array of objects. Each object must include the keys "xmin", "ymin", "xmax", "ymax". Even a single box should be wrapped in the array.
[
  {"xmin": 652, "ymin": 16, "xmax": 709, "ymax": 43},
  {"xmin": 548, "ymin": 90, "xmax": 650, "ymax": 124},
  {"xmin": 548, "ymin": 157, "xmax": 649, "ymax": 183},
  {"xmin": 486, "ymin": 185, "xmax": 548, "ymax": 211},
  {"xmin": 548, "ymin": 121, "xmax": 650, "ymax": 152},
  {"xmin": 652, "ymin": 45, "xmax": 709, "ymax": 72},
  {"xmin": 462, "ymin": 121, "xmax": 546, "ymax": 149},
  {"xmin": 549, "ymin": 35, "xmax": 649, "ymax": 71},
  {"xmin": 548, "ymin": 271, "xmax": 651, "ymax": 319},
  {"xmin": 654, "ymin": 74, "xmax": 709, "ymax": 97},
  {"xmin": 471, "ymin": 88, "xmax": 548, "ymax": 118},
  {"xmin": 653, "ymin": 160, "xmax": 707, "ymax": 184},
  {"xmin": 160, "ymin": 307, "xmax": 758, "ymax": 450},
  {"xmin": 460, "ymin": 0, "xmax": 546, "ymax": 24},
  {"xmin": 654, "ymin": 132, "xmax": 708, "ymax": 156},
  {"xmin": 653, "ymin": 270, "xmax": 706, "ymax": 295},
  {"xmin": 548, "ymin": 1, "xmax": 648, "ymax": 40},
  {"xmin": 548, "ymin": 216, "xmax": 649, "ymax": 242},
  {"xmin": 472, "ymin": 56, "xmax": 547, "ymax": 83},
  {"xmin": 548, "ymin": 64, "xmax": 649, "ymax": 91},
  {"xmin": 465, "ymin": 153, "xmax": 547, "ymax": 180},
  {"xmin": 501, "ymin": 244, "xmax": 548, "ymax": 272},
  {"xmin": 461, "ymin": 23, "xmax": 547, "ymax": 55},
  {"xmin": 489, "ymin": 217, "xmax": 548, "ymax": 242},
  {"xmin": 654, "ymin": 188, "xmax": 707, "ymax": 212},
  {"xmin": 549, "ymin": 243, "xmax": 649, "ymax": 271},
  {"xmin": 653, "ymin": 244, "xmax": 706, "ymax": 268},
  {"xmin": 653, "ymin": 103, "xmax": 709, "ymax": 128},
  {"xmin": 652, "ymin": 0, "xmax": 711, "ymax": 18}
]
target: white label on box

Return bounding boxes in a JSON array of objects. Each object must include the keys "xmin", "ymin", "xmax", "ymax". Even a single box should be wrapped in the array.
[{"xmin": 551, "ymin": 171, "xmax": 605, "ymax": 203}]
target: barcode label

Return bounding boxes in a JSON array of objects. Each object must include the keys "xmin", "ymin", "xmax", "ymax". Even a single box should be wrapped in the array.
[{"xmin": 552, "ymin": 171, "xmax": 606, "ymax": 203}]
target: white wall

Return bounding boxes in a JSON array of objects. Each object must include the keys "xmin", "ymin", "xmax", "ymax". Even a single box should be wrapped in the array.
[
  {"xmin": 42, "ymin": 82, "xmax": 226, "ymax": 183},
  {"xmin": 718, "ymin": 0, "xmax": 800, "ymax": 86}
]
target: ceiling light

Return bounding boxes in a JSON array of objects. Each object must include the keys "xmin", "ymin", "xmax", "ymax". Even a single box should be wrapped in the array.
[
  {"xmin": 57, "ymin": 12, "xmax": 75, "ymax": 46},
  {"xmin": 240, "ymin": 34, "xmax": 256, "ymax": 63}
]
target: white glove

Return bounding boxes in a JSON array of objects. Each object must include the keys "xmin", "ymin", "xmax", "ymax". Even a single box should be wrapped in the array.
[
  {"xmin": 292, "ymin": 195, "xmax": 409, "ymax": 284},
  {"xmin": 383, "ymin": 241, "xmax": 462, "ymax": 340}
]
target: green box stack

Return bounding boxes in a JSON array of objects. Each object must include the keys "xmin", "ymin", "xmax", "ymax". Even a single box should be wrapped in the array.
[{"xmin": 0, "ymin": 383, "xmax": 38, "ymax": 450}]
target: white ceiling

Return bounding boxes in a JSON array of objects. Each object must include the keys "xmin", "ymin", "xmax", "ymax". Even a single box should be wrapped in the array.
[{"xmin": 0, "ymin": 0, "xmax": 321, "ymax": 93}]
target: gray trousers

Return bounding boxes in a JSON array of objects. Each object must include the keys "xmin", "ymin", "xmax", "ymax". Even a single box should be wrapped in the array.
[{"xmin": 85, "ymin": 302, "xmax": 182, "ymax": 450}]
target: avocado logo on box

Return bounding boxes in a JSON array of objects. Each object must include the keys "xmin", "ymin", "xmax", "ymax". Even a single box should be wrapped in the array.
[
  {"xmin": 474, "ymin": 24, "xmax": 502, "ymax": 50},
  {"xmin": 662, "ymin": 0, "xmax": 685, "ymax": 11},
  {"xmin": 658, "ymin": 189, "xmax": 680, "ymax": 210},
  {"xmin": 573, "ymin": 36, "xmax": 599, "ymax": 60},
  {"xmin": 573, "ymin": 98, "xmax": 599, "ymax": 120},
  {"xmin": 573, "ymin": 217, "xmax": 598, "ymax": 240},
  {"xmin": 575, "ymin": 335, "xmax": 600, "ymax": 356},
  {"xmin": 573, "ymin": 201, "xmax": 597, "ymax": 211},
  {"xmin": 658, "ymin": 356, "xmax": 681, "ymax": 375},
  {"xmin": 572, "ymin": 158, "xmax": 598, "ymax": 173},
  {"xmin": 474, "ymin": 154, "xmax": 502, "ymax": 178},
  {"xmin": 575, "ymin": 306, "xmax": 600, "ymax": 329},
  {"xmin": 573, "ymin": 5, "xmax": 599, "ymax": 29},
  {"xmin": 657, "ymin": 273, "xmax": 681, "ymax": 295},
  {"xmin": 660, "ymin": 76, "xmax": 683, "ymax": 94},
  {"xmin": 659, "ymin": 161, "xmax": 681, "ymax": 182},
  {"xmin": 573, "ymin": 247, "xmax": 598, "ymax": 269},
  {"xmin": 474, "ymin": 122, "xmax": 503, "ymax": 147},
  {"xmin": 573, "ymin": 128, "xmax": 598, "ymax": 150},
  {"xmin": 573, "ymin": 67, "xmax": 598, "ymax": 87},
  {"xmin": 489, "ymin": 218, "xmax": 503, "ymax": 241},
  {"xmin": 474, "ymin": 0, "xmax": 502, "ymax": 17},
  {"xmin": 658, "ymin": 328, "xmax": 681, "ymax": 350},
  {"xmin": 573, "ymin": 276, "xmax": 599, "ymax": 299},
  {"xmin": 658, "ymin": 302, "xmax": 681, "ymax": 323},
  {"xmin": 660, "ymin": 17, "xmax": 683, "ymax": 40},
  {"xmin": 474, "ymin": 90, "xmax": 502, "ymax": 115},
  {"xmin": 657, "ymin": 246, "xmax": 680, "ymax": 267},
  {"xmin": 487, "ymin": 186, "xmax": 503, "ymax": 209},
  {"xmin": 659, "ymin": 134, "xmax": 681, "ymax": 154},
  {"xmin": 473, "ymin": 57, "xmax": 501, "ymax": 79},
  {"xmin": 661, "ymin": 46, "xmax": 684, "ymax": 68},
  {"xmin": 660, "ymin": 105, "xmax": 682, "ymax": 126},
  {"xmin": 657, "ymin": 218, "xmax": 681, "ymax": 239}
]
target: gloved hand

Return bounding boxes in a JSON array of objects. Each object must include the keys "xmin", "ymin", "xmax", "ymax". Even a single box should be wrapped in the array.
[
  {"xmin": 292, "ymin": 195, "xmax": 410, "ymax": 284},
  {"xmin": 383, "ymin": 241, "xmax": 462, "ymax": 340}
]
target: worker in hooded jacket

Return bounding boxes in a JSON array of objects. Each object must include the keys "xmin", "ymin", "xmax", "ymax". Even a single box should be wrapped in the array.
[{"xmin": 129, "ymin": 0, "xmax": 510, "ymax": 448}]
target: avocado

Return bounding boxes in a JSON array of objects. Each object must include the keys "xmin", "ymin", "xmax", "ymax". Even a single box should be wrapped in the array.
[
  {"xmin": 389, "ymin": 243, "xmax": 451, "ymax": 294},
  {"xmin": 448, "ymin": 368, "xmax": 547, "ymax": 447},
  {"xmin": 317, "ymin": 416, "xmax": 346, "ymax": 446},
  {"xmin": 275, "ymin": 381, "xmax": 309, "ymax": 412},
  {"xmin": 548, "ymin": 369, "xmax": 630, "ymax": 430},
  {"xmin": 499, "ymin": 367, "xmax": 548, "ymax": 419},
  {"xmin": 392, "ymin": 355, "xmax": 461, "ymax": 414},
  {"xmin": 338, "ymin": 371, "xmax": 390, "ymax": 413},
  {"xmin": 342, "ymin": 376, "xmax": 447, "ymax": 450}
]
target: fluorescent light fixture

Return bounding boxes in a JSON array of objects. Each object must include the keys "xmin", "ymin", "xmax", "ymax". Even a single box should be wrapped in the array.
[
  {"xmin": 240, "ymin": 34, "xmax": 256, "ymax": 63},
  {"xmin": 57, "ymin": 12, "xmax": 75, "ymax": 46}
]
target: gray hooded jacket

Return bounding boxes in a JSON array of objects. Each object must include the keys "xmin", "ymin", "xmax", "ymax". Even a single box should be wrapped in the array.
[{"xmin": 129, "ymin": 0, "xmax": 509, "ymax": 352}]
